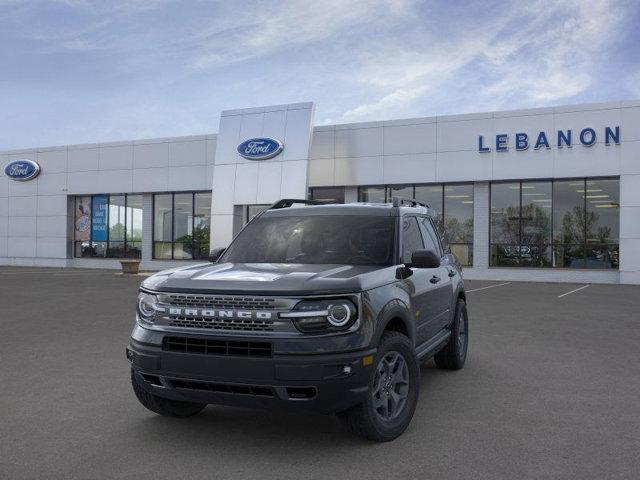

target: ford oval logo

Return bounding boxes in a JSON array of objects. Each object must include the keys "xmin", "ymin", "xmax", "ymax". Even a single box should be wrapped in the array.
[
  {"xmin": 237, "ymin": 137, "xmax": 283, "ymax": 160},
  {"xmin": 4, "ymin": 159, "xmax": 41, "ymax": 181}
]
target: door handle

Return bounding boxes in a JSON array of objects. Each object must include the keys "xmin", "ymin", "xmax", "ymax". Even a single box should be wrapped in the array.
[
  {"xmin": 430, "ymin": 275, "xmax": 441, "ymax": 284},
  {"xmin": 448, "ymin": 269, "xmax": 457, "ymax": 277}
]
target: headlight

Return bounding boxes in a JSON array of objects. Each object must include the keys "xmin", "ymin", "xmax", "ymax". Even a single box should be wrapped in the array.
[
  {"xmin": 137, "ymin": 291, "xmax": 158, "ymax": 324},
  {"xmin": 327, "ymin": 303, "xmax": 353, "ymax": 326},
  {"xmin": 281, "ymin": 299, "xmax": 357, "ymax": 333}
]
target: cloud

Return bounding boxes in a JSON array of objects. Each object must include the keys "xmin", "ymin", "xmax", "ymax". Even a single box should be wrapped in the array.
[
  {"xmin": 339, "ymin": 85, "xmax": 429, "ymax": 121},
  {"xmin": 190, "ymin": 0, "xmax": 415, "ymax": 70},
  {"xmin": 337, "ymin": 36, "xmax": 493, "ymax": 121},
  {"xmin": 0, "ymin": 0, "xmax": 636, "ymax": 149},
  {"xmin": 334, "ymin": 0, "xmax": 627, "ymax": 122},
  {"xmin": 481, "ymin": 0, "xmax": 622, "ymax": 104}
]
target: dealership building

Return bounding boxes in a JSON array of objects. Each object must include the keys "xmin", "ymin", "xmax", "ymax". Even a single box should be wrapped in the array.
[{"xmin": 1, "ymin": 100, "xmax": 639, "ymax": 284}]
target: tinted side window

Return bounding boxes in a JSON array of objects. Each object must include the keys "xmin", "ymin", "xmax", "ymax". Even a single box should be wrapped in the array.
[
  {"xmin": 402, "ymin": 217, "xmax": 424, "ymax": 264},
  {"xmin": 419, "ymin": 217, "xmax": 443, "ymax": 256}
]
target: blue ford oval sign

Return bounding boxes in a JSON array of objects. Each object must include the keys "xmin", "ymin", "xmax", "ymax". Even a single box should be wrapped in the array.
[
  {"xmin": 237, "ymin": 138, "xmax": 283, "ymax": 160},
  {"xmin": 4, "ymin": 159, "xmax": 41, "ymax": 181}
]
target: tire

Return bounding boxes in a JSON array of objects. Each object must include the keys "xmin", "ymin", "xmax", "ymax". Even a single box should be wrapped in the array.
[
  {"xmin": 338, "ymin": 332, "xmax": 419, "ymax": 442},
  {"xmin": 434, "ymin": 298, "xmax": 468, "ymax": 370},
  {"xmin": 131, "ymin": 369, "xmax": 206, "ymax": 418}
]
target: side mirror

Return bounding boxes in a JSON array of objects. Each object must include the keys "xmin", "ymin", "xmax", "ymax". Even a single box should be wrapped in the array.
[
  {"xmin": 209, "ymin": 247, "xmax": 226, "ymax": 263},
  {"xmin": 410, "ymin": 249, "xmax": 440, "ymax": 269}
]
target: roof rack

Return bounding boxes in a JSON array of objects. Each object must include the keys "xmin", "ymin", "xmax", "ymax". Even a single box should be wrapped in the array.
[
  {"xmin": 391, "ymin": 196, "xmax": 429, "ymax": 208},
  {"xmin": 269, "ymin": 198, "xmax": 324, "ymax": 210}
]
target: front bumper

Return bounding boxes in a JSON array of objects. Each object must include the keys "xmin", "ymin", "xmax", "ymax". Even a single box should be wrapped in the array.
[{"xmin": 127, "ymin": 335, "xmax": 376, "ymax": 414}]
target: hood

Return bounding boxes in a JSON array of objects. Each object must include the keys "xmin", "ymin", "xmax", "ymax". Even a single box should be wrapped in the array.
[{"xmin": 142, "ymin": 262, "xmax": 396, "ymax": 295}]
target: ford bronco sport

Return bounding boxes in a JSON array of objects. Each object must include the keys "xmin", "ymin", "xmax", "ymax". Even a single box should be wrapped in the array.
[{"xmin": 127, "ymin": 197, "xmax": 468, "ymax": 441}]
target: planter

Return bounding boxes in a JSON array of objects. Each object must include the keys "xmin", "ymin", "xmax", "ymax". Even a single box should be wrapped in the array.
[{"xmin": 119, "ymin": 259, "xmax": 141, "ymax": 275}]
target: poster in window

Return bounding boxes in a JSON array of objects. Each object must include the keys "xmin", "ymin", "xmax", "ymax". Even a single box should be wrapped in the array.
[
  {"xmin": 75, "ymin": 196, "xmax": 91, "ymax": 241},
  {"xmin": 91, "ymin": 195, "xmax": 108, "ymax": 242}
]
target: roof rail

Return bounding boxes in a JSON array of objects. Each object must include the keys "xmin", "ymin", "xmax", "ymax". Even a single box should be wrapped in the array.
[
  {"xmin": 269, "ymin": 198, "xmax": 324, "ymax": 210},
  {"xmin": 391, "ymin": 196, "xmax": 429, "ymax": 208}
]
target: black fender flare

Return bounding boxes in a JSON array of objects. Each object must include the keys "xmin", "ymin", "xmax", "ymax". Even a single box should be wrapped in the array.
[
  {"xmin": 374, "ymin": 298, "xmax": 416, "ymax": 346},
  {"xmin": 446, "ymin": 286, "xmax": 467, "ymax": 327}
]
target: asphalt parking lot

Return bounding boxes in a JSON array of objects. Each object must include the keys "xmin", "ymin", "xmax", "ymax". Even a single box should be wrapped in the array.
[{"xmin": 1, "ymin": 268, "xmax": 639, "ymax": 480}]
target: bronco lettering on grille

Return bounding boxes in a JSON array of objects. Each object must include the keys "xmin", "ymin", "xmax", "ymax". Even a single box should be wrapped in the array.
[{"xmin": 166, "ymin": 307, "xmax": 273, "ymax": 320}]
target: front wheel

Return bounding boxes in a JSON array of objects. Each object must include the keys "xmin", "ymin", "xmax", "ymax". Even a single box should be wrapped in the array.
[
  {"xmin": 338, "ymin": 332, "xmax": 419, "ymax": 442},
  {"xmin": 434, "ymin": 298, "xmax": 468, "ymax": 370}
]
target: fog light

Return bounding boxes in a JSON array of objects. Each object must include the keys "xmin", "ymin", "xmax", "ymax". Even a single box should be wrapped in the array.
[{"xmin": 342, "ymin": 365, "xmax": 352, "ymax": 375}]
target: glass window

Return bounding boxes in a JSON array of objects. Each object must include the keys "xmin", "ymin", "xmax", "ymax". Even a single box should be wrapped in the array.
[
  {"xmin": 194, "ymin": 193, "xmax": 211, "ymax": 260},
  {"xmin": 220, "ymin": 216, "xmax": 396, "ymax": 266},
  {"xmin": 553, "ymin": 180, "xmax": 585, "ymax": 245},
  {"xmin": 356, "ymin": 182, "xmax": 473, "ymax": 266},
  {"xmin": 520, "ymin": 181, "xmax": 552, "ymax": 267},
  {"xmin": 359, "ymin": 186, "xmax": 386, "ymax": 203},
  {"xmin": 173, "ymin": 193, "xmax": 194, "ymax": 260},
  {"xmin": 153, "ymin": 194, "xmax": 173, "ymax": 259},
  {"xmin": 401, "ymin": 217, "xmax": 424, "ymax": 264},
  {"xmin": 585, "ymin": 178, "xmax": 619, "ymax": 269},
  {"xmin": 415, "ymin": 185, "xmax": 443, "ymax": 233},
  {"xmin": 388, "ymin": 185, "xmax": 413, "ymax": 201},
  {"xmin": 74, "ymin": 193, "xmax": 143, "ymax": 259},
  {"xmin": 126, "ymin": 195, "xmax": 143, "ymax": 259},
  {"xmin": 586, "ymin": 179, "xmax": 619, "ymax": 243},
  {"xmin": 108, "ymin": 195, "xmax": 126, "ymax": 258},
  {"xmin": 246, "ymin": 205, "xmax": 270, "ymax": 223},
  {"xmin": 490, "ymin": 183, "xmax": 520, "ymax": 267},
  {"xmin": 553, "ymin": 180, "xmax": 587, "ymax": 268},
  {"xmin": 152, "ymin": 192, "xmax": 213, "ymax": 260},
  {"xmin": 491, "ymin": 178, "xmax": 619, "ymax": 269},
  {"xmin": 491, "ymin": 183, "xmax": 520, "ymax": 245},
  {"xmin": 91, "ymin": 194, "xmax": 108, "ymax": 257},
  {"xmin": 309, "ymin": 187, "xmax": 345, "ymax": 204},
  {"xmin": 444, "ymin": 184, "xmax": 473, "ymax": 266},
  {"xmin": 419, "ymin": 217, "xmax": 441, "ymax": 256},
  {"xmin": 74, "ymin": 196, "xmax": 92, "ymax": 257}
]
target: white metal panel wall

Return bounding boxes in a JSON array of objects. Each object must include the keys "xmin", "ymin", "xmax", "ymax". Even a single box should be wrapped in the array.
[
  {"xmin": 210, "ymin": 103, "xmax": 315, "ymax": 249},
  {"xmin": 0, "ymin": 134, "xmax": 216, "ymax": 269},
  {"xmin": 308, "ymin": 102, "xmax": 635, "ymax": 187},
  {"xmin": 308, "ymin": 100, "xmax": 639, "ymax": 284}
]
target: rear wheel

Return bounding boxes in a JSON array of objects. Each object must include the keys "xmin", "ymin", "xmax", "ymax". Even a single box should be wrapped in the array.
[
  {"xmin": 131, "ymin": 369, "xmax": 206, "ymax": 418},
  {"xmin": 434, "ymin": 298, "xmax": 468, "ymax": 370},
  {"xmin": 338, "ymin": 332, "xmax": 419, "ymax": 442}
]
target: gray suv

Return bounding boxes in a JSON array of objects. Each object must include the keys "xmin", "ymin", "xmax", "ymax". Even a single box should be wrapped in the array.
[{"xmin": 127, "ymin": 197, "xmax": 468, "ymax": 441}]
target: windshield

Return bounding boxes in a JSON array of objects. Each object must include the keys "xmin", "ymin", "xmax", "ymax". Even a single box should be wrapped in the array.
[{"xmin": 220, "ymin": 215, "xmax": 396, "ymax": 266}]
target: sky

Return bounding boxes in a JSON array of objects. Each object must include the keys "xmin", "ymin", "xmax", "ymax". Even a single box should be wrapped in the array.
[{"xmin": 1, "ymin": 0, "xmax": 639, "ymax": 150}]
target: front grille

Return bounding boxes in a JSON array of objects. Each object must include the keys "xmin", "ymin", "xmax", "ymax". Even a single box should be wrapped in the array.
[
  {"xmin": 164, "ymin": 336, "xmax": 272, "ymax": 357},
  {"xmin": 163, "ymin": 294, "xmax": 277, "ymax": 310},
  {"xmin": 169, "ymin": 379, "xmax": 274, "ymax": 397},
  {"xmin": 167, "ymin": 316, "xmax": 274, "ymax": 332}
]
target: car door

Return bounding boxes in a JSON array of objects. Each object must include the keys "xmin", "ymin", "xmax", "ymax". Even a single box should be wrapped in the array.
[
  {"xmin": 400, "ymin": 216, "xmax": 441, "ymax": 345},
  {"xmin": 418, "ymin": 216, "xmax": 454, "ymax": 333}
]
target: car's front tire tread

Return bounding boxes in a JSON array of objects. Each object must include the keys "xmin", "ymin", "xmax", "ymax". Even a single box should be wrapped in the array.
[
  {"xmin": 338, "ymin": 331, "xmax": 419, "ymax": 442},
  {"xmin": 434, "ymin": 298, "xmax": 468, "ymax": 370}
]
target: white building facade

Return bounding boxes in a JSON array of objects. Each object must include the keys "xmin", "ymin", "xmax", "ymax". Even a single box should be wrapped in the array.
[{"xmin": 1, "ymin": 100, "xmax": 639, "ymax": 284}]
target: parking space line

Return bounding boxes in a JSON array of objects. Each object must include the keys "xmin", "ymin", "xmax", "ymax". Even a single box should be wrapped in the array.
[
  {"xmin": 557, "ymin": 284, "xmax": 590, "ymax": 298},
  {"xmin": 466, "ymin": 282, "xmax": 511, "ymax": 293}
]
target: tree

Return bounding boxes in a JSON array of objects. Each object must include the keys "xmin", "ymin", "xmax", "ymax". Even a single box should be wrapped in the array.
[{"xmin": 175, "ymin": 224, "xmax": 211, "ymax": 256}]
